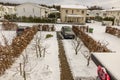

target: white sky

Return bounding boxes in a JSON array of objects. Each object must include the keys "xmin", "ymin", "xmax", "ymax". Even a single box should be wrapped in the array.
[{"xmin": 0, "ymin": 0, "xmax": 120, "ymax": 9}]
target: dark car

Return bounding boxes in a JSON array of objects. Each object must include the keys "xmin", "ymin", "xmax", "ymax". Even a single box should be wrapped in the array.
[
  {"xmin": 16, "ymin": 28, "xmax": 24, "ymax": 36},
  {"xmin": 16, "ymin": 26, "xmax": 30, "ymax": 36},
  {"xmin": 61, "ymin": 26, "xmax": 75, "ymax": 39}
]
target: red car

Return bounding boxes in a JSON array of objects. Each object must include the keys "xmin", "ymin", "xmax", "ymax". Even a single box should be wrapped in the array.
[{"xmin": 97, "ymin": 65, "xmax": 110, "ymax": 80}]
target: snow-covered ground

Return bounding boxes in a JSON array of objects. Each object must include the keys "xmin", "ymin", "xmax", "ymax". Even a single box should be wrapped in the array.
[
  {"xmin": 62, "ymin": 40, "xmax": 97, "ymax": 80},
  {"xmin": 0, "ymin": 31, "xmax": 16, "ymax": 46},
  {"xmin": 0, "ymin": 21, "xmax": 120, "ymax": 80},
  {"xmin": 0, "ymin": 32, "xmax": 60, "ymax": 80},
  {"xmin": 86, "ymin": 22, "xmax": 120, "ymax": 53}
]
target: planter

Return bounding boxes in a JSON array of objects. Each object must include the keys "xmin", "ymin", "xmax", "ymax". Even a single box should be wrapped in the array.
[{"xmin": 89, "ymin": 28, "xmax": 94, "ymax": 33}]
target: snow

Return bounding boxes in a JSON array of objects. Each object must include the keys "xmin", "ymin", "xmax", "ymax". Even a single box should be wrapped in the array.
[
  {"xmin": 0, "ymin": 21, "xmax": 120, "ymax": 80},
  {"xmin": 0, "ymin": 32, "xmax": 60, "ymax": 80},
  {"xmin": 62, "ymin": 40, "xmax": 97, "ymax": 79},
  {"xmin": 66, "ymin": 14, "xmax": 84, "ymax": 17},
  {"xmin": 61, "ymin": 5, "xmax": 87, "ymax": 9},
  {"xmin": 54, "ymin": 24, "xmax": 72, "ymax": 31},
  {"xmin": 0, "ymin": 31, "xmax": 16, "ymax": 46},
  {"xmin": 85, "ymin": 22, "xmax": 120, "ymax": 79},
  {"xmin": 86, "ymin": 22, "xmax": 120, "ymax": 53},
  {"xmin": 93, "ymin": 53, "xmax": 120, "ymax": 80}
]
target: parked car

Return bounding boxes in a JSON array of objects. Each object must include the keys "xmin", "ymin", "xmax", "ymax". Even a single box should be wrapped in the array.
[
  {"xmin": 16, "ymin": 28, "xmax": 24, "ymax": 36},
  {"xmin": 16, "ymin": 26, "xmax": 29, "ymax": 36},
  {"xmin": 61, "ymin": 26, "xmax": 75, "ymax": 39},
  {"xmin": 97, "ymin": 65, "xmax": 110, "ymax": 80},
  {"xmin": 86, "ymin": 19, "xmax": 91, "ymax": 23}
]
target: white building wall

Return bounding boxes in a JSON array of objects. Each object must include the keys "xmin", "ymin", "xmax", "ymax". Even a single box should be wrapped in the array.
[{"xmin": 16, "ymin": 3, "xmax": 48, "ymax": 18}]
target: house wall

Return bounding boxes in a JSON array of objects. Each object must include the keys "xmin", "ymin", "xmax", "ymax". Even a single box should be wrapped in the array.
[
  {"xmin": 0, "ymin": 5, "xmax": 15, "ymax": 18},
  {"xmin": 60, "ymin": 8, "xmax": 87, "ymax": 24},
  {"xmin": 16, "ymin": 3, "xmax": 47, "ymax": 18}
]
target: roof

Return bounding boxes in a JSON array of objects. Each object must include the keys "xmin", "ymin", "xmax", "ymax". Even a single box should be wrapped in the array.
[
  {"xmin": 66, "ymin": 14, "xmax": 84, "ymax": 17},
  {"xmin": 107, "ymin": 8, "xmax": 120, "ymax": 11},
  {"xmin": 50, "ymin": 8, "xmax": 57, "ymax": 11},
  {"xmin": 61, "ymin": 5, "xmax": 87, "ymax": 9},
  {"xmin": 93, "ymin": 53, "xmax": 120, "ymax": 80},
  {"xmin": 16, "ymin": 2, "xmax": 43, "ymax": 8}
]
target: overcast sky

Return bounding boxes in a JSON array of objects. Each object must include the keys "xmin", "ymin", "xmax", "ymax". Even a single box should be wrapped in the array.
[{"xmin": 0, "ymin": 0, "xmax": 120, "ymax": 9}]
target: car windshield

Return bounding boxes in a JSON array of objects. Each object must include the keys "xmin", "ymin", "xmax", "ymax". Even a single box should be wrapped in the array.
[{"xmin": 64, "ymin": 27, "xmax": 72, "ymax": 31}]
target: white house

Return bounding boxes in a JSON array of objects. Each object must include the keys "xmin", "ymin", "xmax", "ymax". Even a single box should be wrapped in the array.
[
  {"xmin": 87, "ymin": 10, "xmax": 107, "ymax": 19},
  {"xmin": 0, "ymin": 4, "xmax": 16, "ymax": 18},
  {"xmin": 106, "ymin": 8, "xmax": 120, "ymax": 25},
  {"xmin": 4, "ymin": 6, "xmax": 16, "ymax": 15},
  {"xmin": 16, "ymin": 2, "xmax": 49, "ymax": 18},
  {"xmin": 0, "ymin": 5, "xmax": 4, "ymax": 18},
  {"xmin": 60, "ymin": 5, "xmax": 87, "ymax": 24}
]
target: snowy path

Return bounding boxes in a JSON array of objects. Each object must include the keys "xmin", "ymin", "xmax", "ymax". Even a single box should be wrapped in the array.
[
  {"xmin": 0, "ymin": 32, "xmax": 60, "ymax": 80},
  {"xmin": 58, "ymin": 40, "xmax": 74, "ymax": 80},
  {"xmin": 62, "ymin": 40, "xmax": 97, "ymax": 80}
]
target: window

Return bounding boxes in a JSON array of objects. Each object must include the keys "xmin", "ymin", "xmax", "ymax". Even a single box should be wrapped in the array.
[
  {"xmin": 77, "ymin": 9, "xmax": 79, "ymax": 12},
  {"xmin": 117, "ymin": 12, "xmax": 119, "ymax": 16},
  {"xmin": 82, "ymin": 10, "xmax": 84, "ymax": 14},
  {"xmin": 72, "ymin": 10, "xmax": 74, "ymax": 14},
  {"xmin": 66, "ymin": 10, "xmax": 68, "ymax": 13},
  {"xmin": 23, "ymin": 8, "xmax": 25, "ymax": 12},
  {"xmin": 33, "ymin": 8, "xmax": 34, "ymax": 13}
]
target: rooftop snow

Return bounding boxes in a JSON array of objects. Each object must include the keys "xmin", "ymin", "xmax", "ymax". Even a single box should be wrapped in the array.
[{"xmin": 61, "ymin": 5, "xmax": 87, "ymax": 9}]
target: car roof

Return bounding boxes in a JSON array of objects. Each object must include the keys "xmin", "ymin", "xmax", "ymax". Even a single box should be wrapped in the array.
[{"xmin": 62, "ymin": 26, "xmax": 71, "ymax": 28}]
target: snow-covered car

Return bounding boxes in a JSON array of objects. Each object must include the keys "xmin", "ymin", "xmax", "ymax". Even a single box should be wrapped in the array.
[
  {"xmin": 97, "ymin": 65, "xmax": 110, "ymax": 80},
  {"xmin": 61, "ymin": 26, "xmax": 75, "ymax": 39}
]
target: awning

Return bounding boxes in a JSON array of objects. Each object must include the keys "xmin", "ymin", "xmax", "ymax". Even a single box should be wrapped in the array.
[{"xmin": 66, "ymin": 14, "xmax": 84, "ymax": 18}]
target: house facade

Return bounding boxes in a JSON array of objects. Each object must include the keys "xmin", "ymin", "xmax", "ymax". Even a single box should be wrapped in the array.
[
  {"xmin": 16, "ymin": 2, "xmax": 49, "ymax": 18},
  {"xmin": 0, "ymin": 5, "xmax": 4, "ymax": 18},
  {"xmin": 106, "ymin": 8, "xmax": 120, "ymax": 25},
  {"xmin": 0, "ymin": 5, "xmax": 15, "ymax": 18},
  {"xmin": 60, "ymin": 5, "xmax": 87, "ymax": 24},
  {"xmin": 87, "ymin": 10, "xmax": 107, "ymax": 19},
  {"xmin": 4, "ymin": 6, "xmax": 16, "ymax": 15}
]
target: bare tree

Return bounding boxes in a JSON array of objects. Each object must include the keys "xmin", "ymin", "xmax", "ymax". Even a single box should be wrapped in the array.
[
  {"xmin": 33, "ymin": 32, "xmax": 49, "ymax": 58},
  {"xmin": 81, "ymin": 50, "xmax": 92, "ymax": 66},
  {"xmin": 1, "ymin": 32, "xmax": 9, "ymax": 46},
  {"xmin": 72, "ymin": 38, "xmax": 83, "ymax": 55},
  {"xmin": 11, "ymin": 51, "xmax": 37, "ymax": 80}
]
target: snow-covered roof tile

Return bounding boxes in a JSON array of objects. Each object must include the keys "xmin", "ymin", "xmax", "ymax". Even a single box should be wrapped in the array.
[{"xmin": 61, "ymin": 5, "xmax": 87, "ymax": 9}]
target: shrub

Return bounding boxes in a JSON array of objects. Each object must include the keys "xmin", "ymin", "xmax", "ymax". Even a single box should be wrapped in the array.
[{"xmin": 46, "ymin": 34, "xmax": 53, "ymax": 39}]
